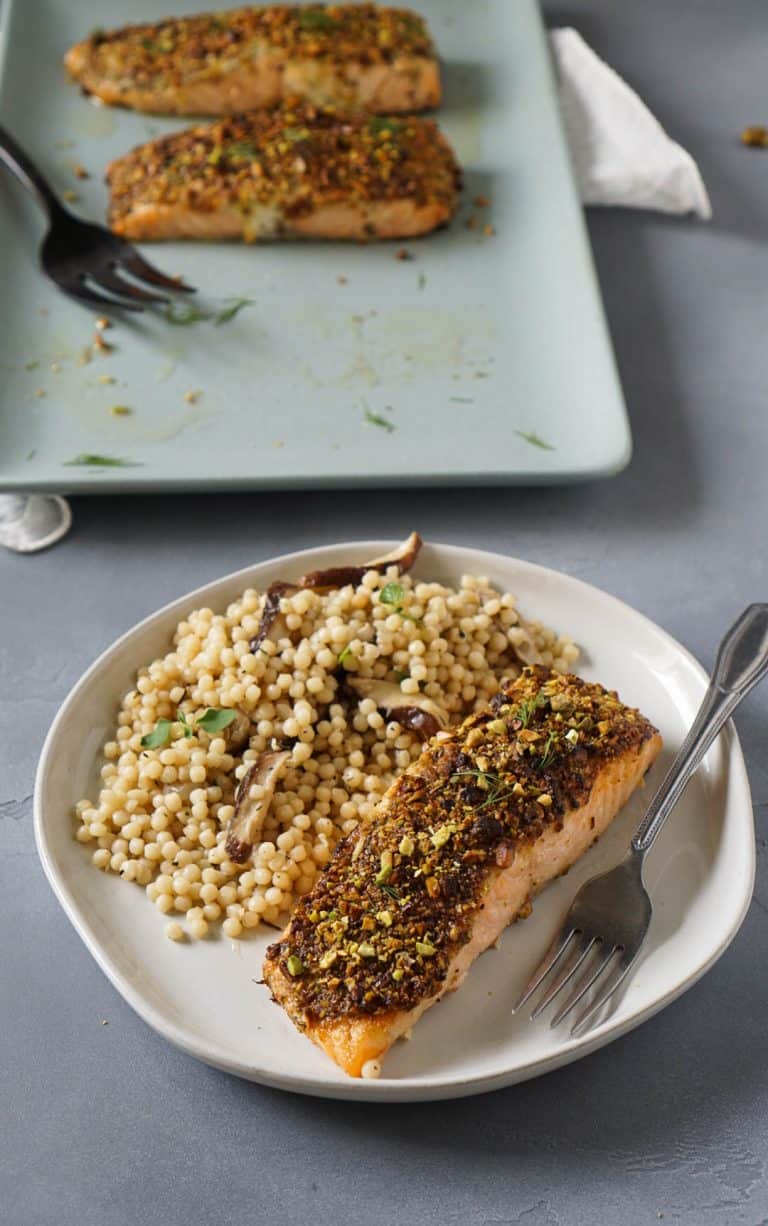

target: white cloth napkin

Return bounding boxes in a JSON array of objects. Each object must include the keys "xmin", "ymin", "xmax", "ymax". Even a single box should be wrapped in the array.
[
  {"xmin": 0, "ymin": 29, "xmax": 711, "ymax": 553},
  {"xmin": 550, "ymin": 27, "xmax": 711, "ymax": 219}
]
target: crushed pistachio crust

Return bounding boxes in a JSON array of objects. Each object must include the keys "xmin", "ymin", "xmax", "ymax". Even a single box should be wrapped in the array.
[
  {"xmin": 107, "ymin": 102, "xmax": 460, "ymax": 226},
  {"xmin": 267, "ymin": 665, "xmax": 658, "ymax": 1020},
  {"xmin": 85, "ymin": 6, "xmax": 434, "ymax": 89}
]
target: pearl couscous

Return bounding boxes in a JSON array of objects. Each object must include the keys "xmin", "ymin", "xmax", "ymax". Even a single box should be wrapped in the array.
[{"xmin": 74, "ymin": 560, "xmax": 577, "ymax": 940}]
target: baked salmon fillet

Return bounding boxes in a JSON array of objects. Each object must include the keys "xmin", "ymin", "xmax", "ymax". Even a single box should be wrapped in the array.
[
  {"xmin": 263, "ymin": 666, "xmax": 662, "ymax": 1078},
  {"xmin": 106, "ymin": 102, "xmax": 460, "ymax": 242},
  {"xmin": 65, "ymin": 5, "xmax": 440, "ymax": 116}
]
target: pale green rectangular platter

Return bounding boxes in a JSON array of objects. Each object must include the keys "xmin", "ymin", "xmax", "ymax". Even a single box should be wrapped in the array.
[{"xmin": 0, "ymin": 0, "xmax": 631, "ymax": 492}]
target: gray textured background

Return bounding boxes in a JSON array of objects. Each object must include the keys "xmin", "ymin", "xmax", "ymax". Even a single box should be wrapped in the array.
[{"xmin": 3, "ymin": 1, "xmax": 768, "ymax": 1223}]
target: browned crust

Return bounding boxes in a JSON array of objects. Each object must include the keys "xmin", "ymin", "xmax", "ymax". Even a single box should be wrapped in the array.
[
  {"xmin": 106, "ymin": 104, "xmax": 461, "ymax": 241},
  {"xmin": 264, "ymin": 666, "xmax": 660, "ymax": 1026},
  {"xmin": 65, "ymin": 5, "xmax": 441, "ymax": 115}
]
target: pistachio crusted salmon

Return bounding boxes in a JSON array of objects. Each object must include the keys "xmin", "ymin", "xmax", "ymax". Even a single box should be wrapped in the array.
[
  {"xmin": 264, "ymin": 665, "xmax": 662, "ymax": 1077},
  {"xmin": 65, "ymin": 5, "xmax": 441, "ymax": 116},
  {"xmin": 107, "ymin": 103, "xmax": 460, "ymax": 242}
]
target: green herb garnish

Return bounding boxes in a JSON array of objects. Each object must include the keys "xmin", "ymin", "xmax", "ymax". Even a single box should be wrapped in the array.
[
  {"xmin": 283, "ymin": 126, "xmax": 311, "ymax": 143},
  {"xmin": 141, "ymin": 707, "xmax": 236, "ymax": 748},
  {"xmin": 164, "ymin": 301, "xmax": 210, "ymax": 326},
  {"xmin": 515, "ymin": 430, "xmax": 555, "ymax": 451},
  {"xmin": 364, "ymin": 407, "xmax": 395, "ymax": 433},
  {"xmin": 63, "ymin": 453, "xmax": 140, "ymax": 467},
  {"xmin": 225, "ymin": 140, "xmax": 258, "ymax": 161},
  {"xmin": 517, "ymin": 691, "xmax": 547, "ymax": 728},
  {"xmin": 140, "ymin": 719, "xmax": 174, "ymax": 750},
  {"xmin": 538, "ymin": 730, "xmax": 559, "ymax": 771},
  {"xmin": 368, "ymin": 116, "xmax": 405, "ymax": 138},
  {"xmin": 337, "ymin": 643, "xmax": 356, "ymax": 669},
  {"xmin": 380, "ymin": 883, "xmax": 401, "ymax": 902},
  {"xmin": 164, "ymin": 298, "xmax": 255, "ymax": 326},
  {"xmin": 451, "ymin": 767, "xmax": 520, "ymax": 813},
  {"xmin": 380, "ymin": 581, "xmax": 421, "ymax": 624},
  {"xmin": 298, "ymin": 9, "xmax": 337, "ymax": 31},
  {"xmin": 196, "ymin": 708, "xmax": 238, "ymax": 734},
  {"xmin": 418, "ymin": 272, "xmax": 427, "ymax": 290},
  {"xmin": 214, "ymin": 297, "xmax": 254, "ymax": 325},
  {"xmin": 380, "ymin": 582, "xmax": 405, "ymax": 605}
]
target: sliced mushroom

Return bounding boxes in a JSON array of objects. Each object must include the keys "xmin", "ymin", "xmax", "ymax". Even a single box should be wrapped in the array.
[
  {"xmin": 225, "ymin": 749, "xmax": 291, "ymax": 863},
  {"xmin": 298, "ymin": 531, "xmax": 423, "ymax": 592},
  {"xmin": 222, "ymin": 707, "xmax": 252, "ymax": 753},
  {"xmin": 346, "ymin": 677, "xmax": 449, "ymax": 742},
  {"xmin": 249, "ymin": 580, "xmax": 298, "ymax": 653},
  {"xmin": 508, "ymin": 623, "xmax": 542, "ymax": 666}
]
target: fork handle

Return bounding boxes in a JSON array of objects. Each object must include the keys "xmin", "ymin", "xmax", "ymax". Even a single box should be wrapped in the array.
[
  {"xmin": 632, "ymin": 603, "xmax": 768, "ymax": 854},
  {"xmin": 0, "ymin": 124, "xmax": 65, "ymax": 221}
]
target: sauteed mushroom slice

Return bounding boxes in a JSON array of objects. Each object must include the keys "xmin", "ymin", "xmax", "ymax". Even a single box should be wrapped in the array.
[
  {"xmin": 225, "ymin": 749, "xmax": 291, "ymax": 863},
  {"xmin": 249, "ymin": 580, "xmax": 298, "ymax": 653},
  {"xmin": 345, "ymin": 676, "xmax": 449, "ymax": 742},
  {"xmin": 298, "ymin": 531, "xmax": 423, "ymax": 591}
]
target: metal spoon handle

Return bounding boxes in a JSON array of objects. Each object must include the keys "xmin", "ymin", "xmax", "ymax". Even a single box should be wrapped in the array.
[
  {"xmin": 0, "ymin": 123, "xmax": 63, "ymax": 221},
  {"xmin": 632, "ymin": 603, "xmax": 768, "ymax": 854}
]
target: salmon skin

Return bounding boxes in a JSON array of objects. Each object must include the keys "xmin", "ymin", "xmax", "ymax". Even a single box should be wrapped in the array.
[
  {"xmin": 106, "ymin": 103, "xmax": 460, "ymax": 242},
  {"xmin": 65, "ymin": 5, "xmax": 440, "ymax": 116},
  {"xmin": 263, "ymin": 666, "xmax": 662, "ymax": 1078}
]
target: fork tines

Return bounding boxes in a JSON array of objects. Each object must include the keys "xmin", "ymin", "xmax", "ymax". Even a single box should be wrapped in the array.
[{"xmin": 512, "ymin": 926, "xmax": 636, "ymax": 1037}]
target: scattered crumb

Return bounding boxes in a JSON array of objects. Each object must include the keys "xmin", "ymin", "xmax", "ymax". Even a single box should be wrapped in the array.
[
  {"xmin": 26, "ymin": 449, "xmax": 36, "ymax": 461},
  {"xmin": 741, "ymin": 125, "xmax": 768, "ymax": 147},
  {"xmin": 396, "ymin": 247, "xmax": 414, "ymax": 261},
  {"xmin": 62, "ymin": 188, "xmax": 79, "ymax": 203},
  {"xmin": 465, "ymin": 215, "xmax": 477, "ymax": 230},
  {"xmin": 93, "ymin": 332, "xmax": 114, "ymax": 354},
  {"xmin": 110, "ymin": 404, "xmax": 132, "ymax": 416},
  {"xmin": 100, "ymin": 1019, "xmax": 109, "ymax": 1026},
  {"xmin": 184, "ymin": 389, "xmax": 201, "ymax": 404},
  {"xmin": 24, "ymin": 360, "xmax": 39, "ymax": 372},
  {"xmin": 275, "ymin": 439, "xmax": 284, "ymax": 448},
  {"xmin": 450, "ymin": 396, "xmax": 475, "ymax": 404},
  {"xmin": 475, "ymin": 371, "xmax": 489, "ymax": 379},
  {"xmin": 97, "ymin": 373, "xmax": 116, "ymax": 385},
  {"xmin": 483, "ymin": 223, "xmax": 495, "ymax": 238},
  {"xmin": 73, "ymin": 162, "xmax": 90, "ymax": 179},
  {"xmin": 474, "ymin": 194, "xmax": 491, "ymax": 207},
  {"xmin": 50, "ymin": 362, "xmax": 62, "ymax": 373},
  {"xmin": 418, "ymin": 272, "xmax": 427, "ymax": 290},
  {"xmin": 336, "ymin": 274, "xmax": 348, "ymax": 285},
  {"xmin": 35, "ymin": 389, "xmax": 46, "ymax": 398},
  {"xmin": 94, "ymin": 315, "xmax": 112, "ymax": 332},
  {"xmin": 76, "ymin": 346, "xmax": 91, "ymax": 366},
  {"xmin": 54, "ymin": 138, "xmax": 76, "ymax": 150}
]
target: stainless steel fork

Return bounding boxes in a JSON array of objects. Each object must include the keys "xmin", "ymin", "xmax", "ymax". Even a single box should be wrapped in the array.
[
  {"xmin": 513, "ymin": 603, "xmax": 768, "ymax": 1037},
  {"xmin": 0, "ymin": 123, "xmax": 194, "ymax": 310}
]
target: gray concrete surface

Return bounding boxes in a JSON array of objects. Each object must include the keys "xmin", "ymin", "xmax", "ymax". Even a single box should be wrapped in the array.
[{"xmin": 3, "ymin": 2, "xmax": 768, "ymax": 1223}]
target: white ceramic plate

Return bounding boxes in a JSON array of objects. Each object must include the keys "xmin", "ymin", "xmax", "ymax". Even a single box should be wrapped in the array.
[{"xmin": 35, "ymin": 542, "xmax": 755, "ymax": 1101}]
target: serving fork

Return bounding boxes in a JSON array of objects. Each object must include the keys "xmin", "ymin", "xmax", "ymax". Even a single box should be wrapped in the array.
[
  {"xmin": 0, "ymin": 123, "xmax": 194, "ymax": 310},
  {"xmin": 514, "ymin": 603, "xmax": 768, "ymax": 1037}
]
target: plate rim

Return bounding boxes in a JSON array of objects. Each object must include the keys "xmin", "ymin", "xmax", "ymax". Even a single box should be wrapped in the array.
[{"xmin": 34, "ymin": 541, "xmax": 755, "ymax": 1101}]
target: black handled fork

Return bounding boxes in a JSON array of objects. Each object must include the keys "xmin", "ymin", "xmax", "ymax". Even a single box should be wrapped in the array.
[{"xmin": 0, "ymin": 123, "xmax": 194, "ymax": 311}]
